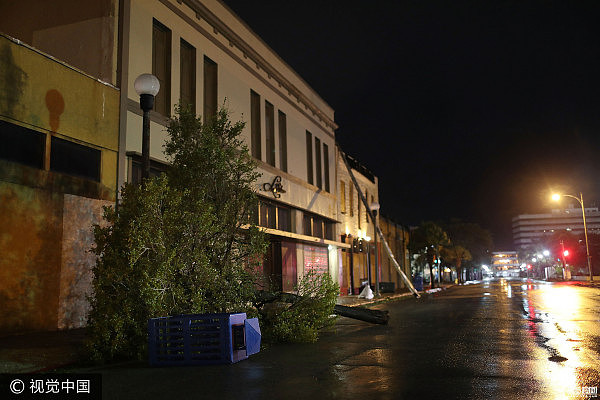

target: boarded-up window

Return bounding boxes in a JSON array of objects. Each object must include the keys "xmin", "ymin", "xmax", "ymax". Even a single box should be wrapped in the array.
[
  {"xmin": 152, "ymin": 19, "xmax": 171, "ymax": 116},
  {"xmin": 203, "ymin": 56, "xmax": 217, "ymax": 121},
  {"xmin": 278, "ymin": 110, "xmax": 287, "ymax": 172},
  {"xmin": 306, "ymin": 131, "xmax": 313, "ymax": 185},
  {"xmin": 251, "ymin": 90, "xmax": 261, "ymax": 160},
  {"xmin": 179, "ymin": 39, "xmax": 196, "ymax": 113},
  {"xmin": 265, "ymin": 101, "xmax": 275, "ymax": 166}
]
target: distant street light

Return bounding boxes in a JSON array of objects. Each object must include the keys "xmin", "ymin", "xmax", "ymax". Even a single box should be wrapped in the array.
[
  {"xmin": 134, "ymin": 73, "xmax": 160, "ymax": 181},
  {"xmin": 552, "ymin": 192, "xmax": 593, "ymax": 281},
  {"xmin": 370, "ymin": 201, "xmax": 381, "ymax": 296}
]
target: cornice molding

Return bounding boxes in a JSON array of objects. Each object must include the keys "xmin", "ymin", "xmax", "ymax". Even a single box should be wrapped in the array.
[{"xmin": 160, "ymin": 0, "xmax": 338, "ymax": 134}]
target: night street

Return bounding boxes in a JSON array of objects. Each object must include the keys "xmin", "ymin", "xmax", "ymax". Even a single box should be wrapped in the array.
[{"xmin": 91, "ymin": 279, "xmax": 600, "ymax": 399}]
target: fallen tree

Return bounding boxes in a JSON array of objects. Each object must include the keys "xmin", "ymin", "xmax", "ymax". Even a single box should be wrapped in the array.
[
  {"xmin": 333, "ymin": 305, "xmax": 389, "ymax": 325},
  {"xmin": 255, "ymin": 291, "xmax": 389, "ymax": 325}
]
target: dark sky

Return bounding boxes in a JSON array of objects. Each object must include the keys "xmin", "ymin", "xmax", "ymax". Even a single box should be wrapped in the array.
[{"xmin": 222, "ymin": 0, "xmax": 600, "ymax": 249}]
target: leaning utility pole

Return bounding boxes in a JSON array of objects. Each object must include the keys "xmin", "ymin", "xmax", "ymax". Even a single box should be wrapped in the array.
[{"xmin": 338, "ymin": 145, "xmax": 420, "ymax": 298}]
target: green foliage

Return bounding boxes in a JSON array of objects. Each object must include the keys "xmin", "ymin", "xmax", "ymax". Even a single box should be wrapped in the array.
[
  {"xmin": 87, "ymin": 106, "xmax": 267, "ymax": 362},
  {"xmin": 261, "ymin": 272, "xmax": 339, "ymax": 343},
  {"xmin": 443, "ymin": 219, "xmax": 493, "ymax": 266}
]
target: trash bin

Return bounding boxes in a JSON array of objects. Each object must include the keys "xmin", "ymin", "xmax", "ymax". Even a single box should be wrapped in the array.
[
  {"xmin": 413, "ymin": 275, "xmax": 423, "ymax": 291},
  {"xmin": 148, "ymin": 312, "xmax": 261, "ymax": 366}
]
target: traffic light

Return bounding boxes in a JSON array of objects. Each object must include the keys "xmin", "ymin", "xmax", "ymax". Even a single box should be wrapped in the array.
[
  {"xmin": 563, "ymin": 249, "xmax": 569, "ymax": 257},
  {"xmin": 527, "ymin": 264, "xmax": 532, "ymax": 270}
]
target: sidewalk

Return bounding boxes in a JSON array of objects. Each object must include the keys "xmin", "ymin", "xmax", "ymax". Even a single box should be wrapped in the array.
[
  {"xmin": 0, "ymin": 285, "xmax": 454, "ymax": 374},
  {"xmin": 336, "ymin": 283, "xmax": 455, "ymax": 307},
  {"xmin": 0, "ymin": 328, "xmax": 87, "ymax": 374}
]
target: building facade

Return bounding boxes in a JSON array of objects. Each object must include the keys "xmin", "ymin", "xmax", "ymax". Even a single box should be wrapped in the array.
[
  {"xmin": 378, "ymin": 216, "xmax": 411, "ymax": 292},
  {"xmin": 0, "ymin": 33, "xmax": 119, "ymax": 332},
  {"xmin": 513, "ymin": 206, "xmax": 600, "ymax": 250},
  {"xmin": 491, "ymin": 251, "xmax": 520, "ymax": 277},
  {"xmin": 1, "ymin": 0, "xmax": 346, "ymax": 332},
  {"xmin": 337, "ymin": 153, "xmax": 379, "ymax": 294}
]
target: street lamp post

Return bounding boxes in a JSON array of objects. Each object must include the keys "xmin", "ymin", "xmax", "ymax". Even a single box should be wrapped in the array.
[
  {"xmin": 134, "ymin": 73, "xmax": 160, "ymax": 181},
  {"xmin": 370, "ymin": 202, "xmax": 381, "ymax": 296},
  {"xmin": 552, "ymin": 192, "xmax": 593, "ymax": 282}
]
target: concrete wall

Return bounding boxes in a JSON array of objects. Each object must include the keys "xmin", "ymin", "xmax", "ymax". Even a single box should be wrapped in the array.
[
  {"xmin": 0, "ymin": 34, "xmax": 119, "ymax": 333},
  {"xmin": 0, "ymin": 0, "xmax": 119, "ymax": 85}
]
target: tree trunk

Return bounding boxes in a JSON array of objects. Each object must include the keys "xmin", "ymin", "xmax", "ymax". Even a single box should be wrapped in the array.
[{"xmin": 333, "ymin": 305, "xmax": 389, "ymax": 324}]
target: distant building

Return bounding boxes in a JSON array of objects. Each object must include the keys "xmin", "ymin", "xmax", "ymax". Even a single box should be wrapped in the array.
[
  {"xmin": 512, "ymin": 206, "xmax": 600, "ymax": 250},
  {"xmin": 378, "ymin": 216, "xmax": 411, "ymax": 291},
  {"xmin": 492, "ymin": 251, "xmax": 520, "ymax": 277}
]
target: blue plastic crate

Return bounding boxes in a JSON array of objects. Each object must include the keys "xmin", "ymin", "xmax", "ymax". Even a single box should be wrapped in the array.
[{"xmin": 148, "ymin": 312, "xmax": 260, "ymax": 366}]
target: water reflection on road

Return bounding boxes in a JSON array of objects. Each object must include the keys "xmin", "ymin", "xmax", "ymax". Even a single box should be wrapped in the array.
[{"xmin": 502, "ymin": 278, "xmax": 600, "ymax": 399}]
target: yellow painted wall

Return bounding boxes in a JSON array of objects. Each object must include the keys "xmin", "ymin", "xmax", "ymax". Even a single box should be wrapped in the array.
[
  {"xmin": 0, "ymin": 33, "xmax": 119, "ymax": 192},
  {"xmin": 0, "ymin": 34, "xmax": 120, "ymax": 333}
]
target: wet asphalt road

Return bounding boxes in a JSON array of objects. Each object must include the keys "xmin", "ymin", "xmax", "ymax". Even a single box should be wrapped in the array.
[{"xmin": 98, "ymin": 279, "xmax": 600, "ymax": 399}]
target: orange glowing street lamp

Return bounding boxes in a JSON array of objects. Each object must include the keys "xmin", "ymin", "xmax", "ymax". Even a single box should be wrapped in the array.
[{"xmin": 552, "ymin": 192, "xmax": 593, "ymax": 281}]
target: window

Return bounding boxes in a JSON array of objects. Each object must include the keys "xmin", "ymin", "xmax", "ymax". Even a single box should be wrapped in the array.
[
  {"xmin": 365, "ymin": 190, "xmax": 369, "ymax": 224},
  {"xmin": 358, "ymin": 188, "xmax": 361, "ymax": 229},
  {"xmin": 277, "ymin": 206, "xmax": 291, "ymax": 232},
  {"xmin": 179, "ymin": 39, "xmax": 196, "ymax": 113},
  {"xmin": 203, "ymin": 56, "xmax": 217, "ymax": 121},
  {"xmin": 325, "ymin": 221, "xmax": 333, "ymax": 240},
  {"xmin": 306, "ymin": 131, "xmax": 313, "ymax": 185},
  {"xmin": 340, "ymin": 180, "xmax": 346, "ymax": 214},
  {"xmin": 128, "ymin": 153, "xmax": 169, "ymax": 185},
  {"xmin": 313, "ymin": 216, "xmax": 323, "ymax": 239},
  {"xmin": 152, "ymin": 19, "xmax": 171, "ymax": 116},
  {"xmin": 278, "ymin": 110, "xmax": 287, "ymax": 172},
  {"xmin": 251, "ymin": 90, "xmax": 261, "ymax": 160},
  {"xmin": 303, "ymin": 213, "xmax": 312, "ymax": 236},
  {"xmin": 259, "ymin": 200, "xmax": 276, "ymax": 229},
  {"xmin": 0, "ymin": 120, "xmax": 45, "ymax": 169},
  {"xmin": 315, "ymin": 137, "xmax": 322, "ymax": 189},
  {"xmin": 349, "ymin": 184, "xmax": 354, "ymax": 217},
  {"xmin": 265, "ymin": 101, "xmax": 275, "ymax": 166},
  {"xmin": 323, "ymin": 143, "xmax": 330, "ymax": 192},
  {"xmin": 302, "ymin": 211, "xmax": 334, "ymax": 240},
  {"xmin": 256, "ymin": 199, "xmax": 292, "ymax": 232},
  {"xmin": 50, "ymin": 137, "xmax": 101, "ymax": 182}
]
